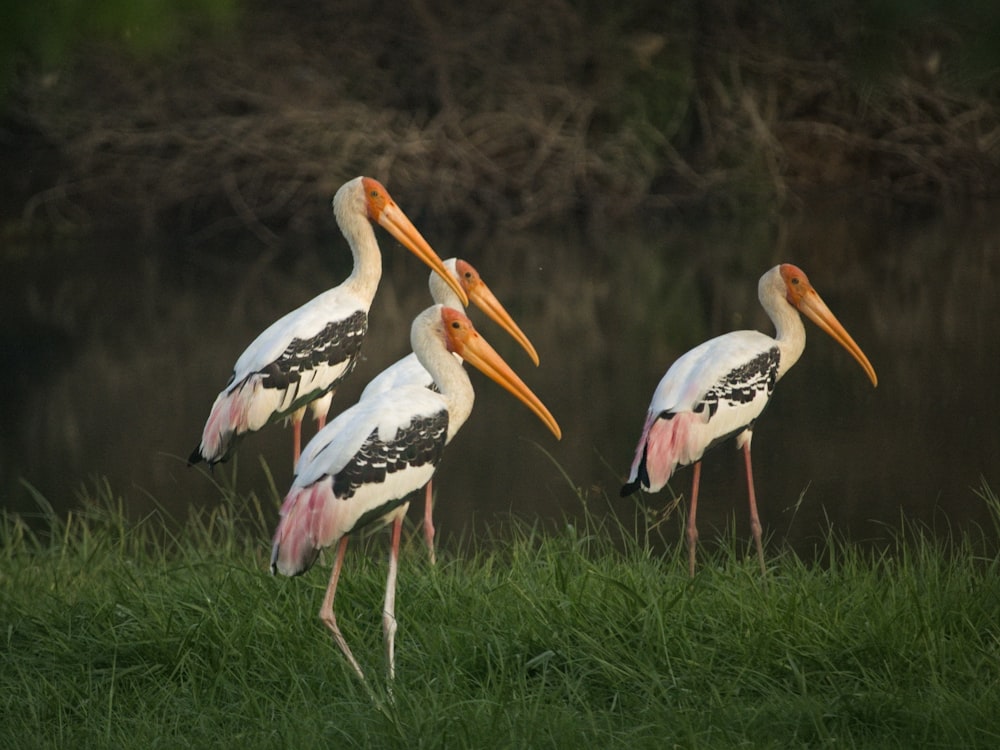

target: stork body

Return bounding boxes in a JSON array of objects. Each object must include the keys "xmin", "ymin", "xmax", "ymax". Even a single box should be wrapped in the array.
[
  {"xmin": 622, "ymin": 264, "xmax": 878, "ymax": 577},
  {"xmin": 359, "ymin": 258, "xmax": 539, "ymax": 562},
  {"xmin": 188, "ymin": 177, "xmax": 467, "ymax": 468},
  {"xmin": 271, "ymin": 305, "xmax": 560, "ymax": 680}
]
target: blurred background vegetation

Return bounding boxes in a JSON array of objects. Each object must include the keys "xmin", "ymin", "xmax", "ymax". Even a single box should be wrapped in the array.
[
  {"xmin": 2, "ymin": 0, "xmax": 998, "ymax": 551},
  {"xmin": 1, "ymin": 0, "xmax": 998, "ymax": 246}
]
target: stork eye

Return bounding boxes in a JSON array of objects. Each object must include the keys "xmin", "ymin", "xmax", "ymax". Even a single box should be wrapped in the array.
[
  {"xmin": 791, "ymin": 277, "xmax": 800, "ymax": 285},
  {"xmin": 451, "ymin": 321, "xmax": 461, "ymax": 329}
]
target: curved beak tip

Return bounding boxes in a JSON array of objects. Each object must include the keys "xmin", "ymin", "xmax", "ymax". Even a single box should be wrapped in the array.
[
  {"xmin": 460, "ymin": 336, "xmax": 560, "ymax": 441},
  {"xmin": 526, "ymin": 347, "xmax": 540, "ymax": 367},
  {"xmin": 451, "ymin": 281, "xmax": 470, "ymax": 307},
  {"xmin": 468, "ymin": 286, "xmax": 539, "ymax": 365}
]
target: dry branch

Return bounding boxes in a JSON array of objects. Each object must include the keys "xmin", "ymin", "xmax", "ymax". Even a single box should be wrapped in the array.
[{"xmin": 9, "ymin": 0, "xmax": 999, "ymax": 241}]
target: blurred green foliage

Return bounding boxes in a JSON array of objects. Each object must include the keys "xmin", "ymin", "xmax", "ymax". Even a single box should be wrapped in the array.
[
  {"xmin": 3, "ymin": 0, "xmax": 997, "ymax": 237},
  {"xmin": 856, "ymin": 0, "xmax": 1000, "ymax": 86},
  {"xmin": 0, "ymin": 0, "xmax": 238, "ymax": 101}
]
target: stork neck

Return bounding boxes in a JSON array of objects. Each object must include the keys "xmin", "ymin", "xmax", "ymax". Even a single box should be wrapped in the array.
[
  {"xmin": 342, "ymin": 218, "xmax": 382, "ymax": 302},
  {"xmin": 765, "ymin": 295, "xmax": 806, "ymax": 380},
  {"xmin": 429, "ymin": 353, "xmax": 473, "ymax": 444},
  {"xmin": 758, "ymin": 266, "xmax": 807, "ymax": 380},
  {"xmin": 333, "ymin": 179, "xmax": 383, "ymax": 304},
  {"xmin": 411, "ymin": 317, "xmax": 474, "ymax": 443},
  {"xmin": 429, "ymin": 258, "xmax": 462, "ymax": 309}
]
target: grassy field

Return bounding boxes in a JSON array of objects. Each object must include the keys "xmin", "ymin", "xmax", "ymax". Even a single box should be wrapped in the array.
[{"xmin": 3, "ymin": 480, "xmax": 1000, "ymax": 749}]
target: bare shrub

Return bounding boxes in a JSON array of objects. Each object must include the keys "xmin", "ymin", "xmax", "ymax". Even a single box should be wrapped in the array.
[{"xmin": 11, "ymin": 0, "xmax": 999, "ymax": 240}]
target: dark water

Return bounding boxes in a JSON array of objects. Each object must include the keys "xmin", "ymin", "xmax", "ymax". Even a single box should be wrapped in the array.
[{"xmin": 3, "ymin": 200, "xmax": 999, "ymax": 558}]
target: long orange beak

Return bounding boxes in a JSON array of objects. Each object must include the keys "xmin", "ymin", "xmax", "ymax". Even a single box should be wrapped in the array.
[
  {"xmin": 783, "ymin": 266, "xmax": 878, "ymax": 387},
  {"xmin": 442, "ymin": 307, "xmax": 560, "ymax": 439},
  {"xmin": 363, "ymin": 177, "xmax": 469, "ymax": 307},
  {"xmin": 457, "ymin": 259, "xmax": 540, "ymax": 366}
]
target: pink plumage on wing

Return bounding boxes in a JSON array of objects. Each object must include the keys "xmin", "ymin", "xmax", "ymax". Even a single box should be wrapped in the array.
[
  {"xmin": 628, "ymin": 410, "xmax": 698, "ymax": 494},
  {"xmin": 271, "ymin": 479, "xmax": 343, "ymax": 577},
  {"xmin": 198, "ymin": 382, "xmax": 256, "ymax": 464}
]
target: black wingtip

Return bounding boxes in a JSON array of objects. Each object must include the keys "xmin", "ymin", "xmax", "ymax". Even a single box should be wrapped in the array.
[
  {"xmin": 620, "ymin": 480, "xmax": 640, "ymax": 498},
  {"xmin": 620, "ymin": 443, "xmax": 650, "ymax": 497},
  {"xmin": 187, "ymin": 447, "xmax": 204, "ymax": 467}
]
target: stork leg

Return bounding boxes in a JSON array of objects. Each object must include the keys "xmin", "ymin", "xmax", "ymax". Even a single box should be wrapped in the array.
[
  {"xmin": 687, "ymin": 461, "xmax": 702, "ymax": 578},
  {"xmin": 319, "ymin": 536, "xmax": 365, "ymax": 681},
  {"xmin": 422, "ymin": 481, "xmax": 436, "ymax": 565},
  {"xmin": 383, "ymin": 514, "xmax": 404, "ymax": 680},
  {"xmin": 314, "ymin": 389, "xmax": 333, "ymax": 431},
  {"xmin": 290, "ymin": 406, "xmax": 306, "ymax": 469},
  {"xmin": 742, "ymin": 442, "xmax": 767, "ymax": 577}
]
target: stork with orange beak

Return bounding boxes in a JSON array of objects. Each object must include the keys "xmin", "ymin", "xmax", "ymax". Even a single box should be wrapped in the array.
[
  {"xmin": 622, "ymin": 264, "xmax": 878, "ymax": 577},
  {"xmin": 188, "ymin": 177, "xmax": 467, "ymax": 468},
  {"xmin": 271, "ymin": 305, "xmax": 561, "ymax": 680},
  {"xmin": 359, "ymin": 258, "xmax": 540, "ymax": 563}
]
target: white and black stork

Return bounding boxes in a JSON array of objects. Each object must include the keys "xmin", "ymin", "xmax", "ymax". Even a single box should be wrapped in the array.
[
  {"xmin": 188, "ymin": 177, "xmax": 467, "ymax": 469},
  {"xmin": 621, "ymin": 264, "xmax": 878, "ymax": 577},
  {"xmin": 270, "ymin": 304, "xmax": 561, "ymax": 680},
  {"xmin": 359, "ymin": 257, "xmax": 540, "ymax": 562}
]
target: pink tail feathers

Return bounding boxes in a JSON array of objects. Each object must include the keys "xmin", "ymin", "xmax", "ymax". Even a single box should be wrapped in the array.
[
  {"xmin": 191, "ymin": 383, "xmax": 257, "ymax": 465},
  {"xmin": 270, "ymin": 478, "xmax": 345, "ymax": 577},
  {"xmin": 623, "ymin": 411, "xmax": 697, "ymax": 495}
]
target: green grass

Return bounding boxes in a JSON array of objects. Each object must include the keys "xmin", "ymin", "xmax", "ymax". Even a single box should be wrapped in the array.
[{"xmin": 4, "ymin": 481, "xmax": 1000, "ymax": 748}]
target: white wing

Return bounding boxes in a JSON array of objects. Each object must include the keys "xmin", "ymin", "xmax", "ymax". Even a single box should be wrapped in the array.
[
  {"xmin": 648, "ymin": 330, "xmax": 777, "ymax": 415},
  {"xmin": 294, "ymin": 384, "xmax": 447, "ymax": 488},
  {"xmin": 229, "ymin": 286, "xmax": 369, "ymax": 388}
]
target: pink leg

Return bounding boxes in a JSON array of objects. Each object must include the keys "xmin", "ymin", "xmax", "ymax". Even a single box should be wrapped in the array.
[
  {"xmin": 687, "ymin": 461, "xmax": 702, "ymax": 578},
  {"xmin": 423, "ymin": 481, "xmax": 436, "ymax": 565},
  {"xmin": 383, "ymin": 515, "xmax": 404, "ymax": 680},
  {"xmin": 319, "ymin": 536, "xmax": 365, "ymax": 680},
  {"xmin": 292, "ymin": 413, "xmax": 304, "ymax": 470},
  {"xmin": 742, "ymin": 442, "xmax": 767, "ymax": 577},
  {"xmin": 312, "ymin": 389, "xmax": 334, "ymax": 433}
]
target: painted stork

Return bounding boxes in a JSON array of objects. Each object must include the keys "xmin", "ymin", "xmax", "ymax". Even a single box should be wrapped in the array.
[
  {"xmin": 621, "ymin": 264, "xmax": 877, "ymax": 577},
  {"xmin": 270, "ymin": 305, "xmax": 561, "ymax": 680},
  {"xmin": 188, "ymin": 177, "xmax": 468, "ymax": 469},
  {"xmin": 359, "ymin": 258, "xmax": 540, "ymax": 563}
]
